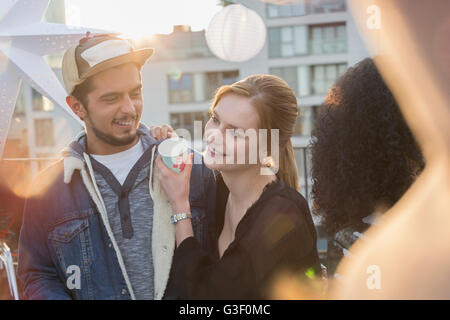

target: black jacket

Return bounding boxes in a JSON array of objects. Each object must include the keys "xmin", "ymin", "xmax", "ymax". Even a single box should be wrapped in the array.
[{"xmin": 165, "ymin": 175, "xmax": 320, "ymax": 299}]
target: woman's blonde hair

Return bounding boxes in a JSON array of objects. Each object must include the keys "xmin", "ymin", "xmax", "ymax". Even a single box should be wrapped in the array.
[{"xmin": 210, "ymin": 74, "xmax": 300, "ymax": 191}]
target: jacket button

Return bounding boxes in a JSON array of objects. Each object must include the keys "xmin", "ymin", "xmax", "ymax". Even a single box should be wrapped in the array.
[
  {"xmin": 121, "ymin": 289, "xmax": 127, "ymax": 295},
  {"xmin": 108, "ymin": 243, "xmax": 112, "ymax": 248},
  {"xmin": 162, "ymin": 245, "xmax": 168, "ymax": 252}
]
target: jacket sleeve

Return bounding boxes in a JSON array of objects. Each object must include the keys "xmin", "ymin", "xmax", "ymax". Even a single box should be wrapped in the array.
[{"xmin": 18, "ymin": 196, "xmax": 72, "ymax": 300}]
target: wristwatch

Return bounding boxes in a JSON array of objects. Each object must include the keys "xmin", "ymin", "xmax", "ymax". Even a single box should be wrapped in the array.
[{"xmin": 170, "ymin": 212, "xmax": 192, "ymax": 224}]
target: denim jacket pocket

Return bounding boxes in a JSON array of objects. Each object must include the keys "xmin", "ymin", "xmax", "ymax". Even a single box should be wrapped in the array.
[
  {"xmin": 49, "ymin": 218, "xmax": 89, "ymax": 243},
  {"xmin": 48, "ymin": 217, "xmax": 94, "ymax": 299}
]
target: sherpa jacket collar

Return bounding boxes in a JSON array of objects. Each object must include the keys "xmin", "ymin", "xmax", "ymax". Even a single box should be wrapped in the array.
[{"xmin": 62, "ymin": 123, "xmax": 158, "ymax": 184}]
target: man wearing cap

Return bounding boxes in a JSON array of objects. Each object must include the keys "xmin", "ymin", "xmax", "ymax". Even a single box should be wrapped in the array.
[{"xmin": 17, "ymin": 34, "xmax": 216, "ymax": 300}]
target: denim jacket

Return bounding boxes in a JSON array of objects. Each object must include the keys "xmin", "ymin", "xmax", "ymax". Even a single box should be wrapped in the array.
[{"xmin": 17, "ymin": 125, "xmax": 216, "ymax": 300}]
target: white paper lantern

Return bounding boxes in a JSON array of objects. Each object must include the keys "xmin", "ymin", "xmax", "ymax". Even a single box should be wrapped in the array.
[{"xmin": 206, "ymin": 4, "xmax": 267, "ymax": 62}]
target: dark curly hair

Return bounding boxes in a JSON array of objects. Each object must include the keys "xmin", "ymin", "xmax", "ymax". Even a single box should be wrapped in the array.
[{"xmin": 310, "ymin": 57, "xmax": 424, "ymax": 234}]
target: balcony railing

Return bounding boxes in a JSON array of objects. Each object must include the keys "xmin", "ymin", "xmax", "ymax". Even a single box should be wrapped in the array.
[{"xmin": 266, "ymin": 0, "xmax": 347, "ymax": 19}]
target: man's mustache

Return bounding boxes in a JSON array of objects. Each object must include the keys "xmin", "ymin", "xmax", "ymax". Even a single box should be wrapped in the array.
[{"xmin": 113, "ymin": 115, "xmax": 138, "ymax": 121}]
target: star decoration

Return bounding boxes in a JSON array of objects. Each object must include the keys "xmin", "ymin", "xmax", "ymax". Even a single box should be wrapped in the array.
[{"xmin": 0, "ymin": 0, "xmax": 106, "ymax": 158}]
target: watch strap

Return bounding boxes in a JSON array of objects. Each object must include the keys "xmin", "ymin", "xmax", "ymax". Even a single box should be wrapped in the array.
[{"xmin": 170, "ymin": 212, "xmax": 192, "ymax": 224}]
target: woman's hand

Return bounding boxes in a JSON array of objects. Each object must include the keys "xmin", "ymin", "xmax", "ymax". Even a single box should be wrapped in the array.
[
  {"xmin": 155, "ymin": 153, "xmax": 194, "ymax": 246},
  {"xmin": 155, "ymin": 153, "xmax": 193, "ymax": 213},
  {"xmin": 149, "ymin": 124, "xmax": 176, "ymax": 141}
]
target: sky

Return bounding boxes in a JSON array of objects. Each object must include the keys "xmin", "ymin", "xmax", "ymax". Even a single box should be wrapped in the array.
[{"xmin": 64, "ymin": 0, "xmax": 224, "ymax": 37}]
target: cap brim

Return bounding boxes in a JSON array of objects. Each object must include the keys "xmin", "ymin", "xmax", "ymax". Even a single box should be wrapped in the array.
[{"xmin": 81, "ymin": 48, "xmax": 154, "ymax": 80}]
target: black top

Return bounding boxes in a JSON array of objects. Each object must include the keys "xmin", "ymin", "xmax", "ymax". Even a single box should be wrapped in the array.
[{"xmin": 164, "ymin": 175, "xmax": 320, "ymax": 300}]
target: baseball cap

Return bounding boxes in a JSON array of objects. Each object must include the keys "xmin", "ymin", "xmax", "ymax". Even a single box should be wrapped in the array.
[{"xmin": 62, "ymin": 33, "xmax": 154, "ymax": 95}]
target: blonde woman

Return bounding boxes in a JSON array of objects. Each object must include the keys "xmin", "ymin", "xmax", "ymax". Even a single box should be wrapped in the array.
[{"xmin": 156, "ymin": 75, "xmax": 320, "ymax": 299}]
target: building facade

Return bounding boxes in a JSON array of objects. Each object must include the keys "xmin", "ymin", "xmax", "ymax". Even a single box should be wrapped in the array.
[{"xmin": 138, "ymin": 0, "xmax": 369, "ymax": 203}]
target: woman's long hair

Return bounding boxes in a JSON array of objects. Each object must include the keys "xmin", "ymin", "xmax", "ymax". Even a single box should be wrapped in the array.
[
  {"xmin": 310, "ymin": 58, "xmax": 424, "ymax": 233},
  {"xmin": 210, "ymin": 74, "xmax": 300, "ymax": 192}
]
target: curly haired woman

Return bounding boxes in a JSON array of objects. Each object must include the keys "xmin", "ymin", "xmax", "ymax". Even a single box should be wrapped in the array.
[{"xmin": 310, "ymin": 57, "xmax": 425, "ymax": 276}]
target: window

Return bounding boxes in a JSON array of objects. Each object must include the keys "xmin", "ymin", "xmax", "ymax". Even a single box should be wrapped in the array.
[
  {"xmin": 266, "ymin": 0, "xmax": 345, "ymax": 19},
  {"xmin": 268, "ymin": 25, "xmax": 308, "ymax": 58},
  {"xmin": 270, "ymin": 66, "xmax": 298, "ymax": 96},
  {"xmin": 266, "ymin": 1, "xmax": 306, "ymax": 18},
  {"xmin": 34, "ymin": 118, "xmax": 55, "ymax": 147},
  {"xmin": 222, "ymin": 71, "xmax": 239, "ymax": 85},
  {"xmin": 168, "ymin": 73, "xmax": 194, "ymax": 103},
  {"xmin": 205, "ymin": 70, "xmax": 239, "ymax": 100},
  {"xmin": 13, "ymin": 88, "xmax": 26, "ymax": 115},
  {"xmin": 170, "ymin": 111, "xmax": 210, "ymax": 137},
  {"xmin": 294, "ymin": 105, "xmax": 320, "ymax": 136},
  {"xmin": 32, "ymin": 89, "xmax": 54, "ymax": 112},
  {"xmin": 293, "ymin": 145, "xmax": 313, "ymax": 201},
  {"xmin": 309, "ymin": 0, "xmax": 346, "ymax": 14},
  {"xmin": 310, "ymin": 23, "xmax": 347, "ymax": 54},
  {"xmin": 311, "ymin": 63, "xmax": 347, "ymax": 95},
  {"xmin": 168, "ymin": 70, "xmax": 239, "ymax": 103},
  {"xmin": 270, "ymin": 63, "xmax": 346, "ymax": 97}
]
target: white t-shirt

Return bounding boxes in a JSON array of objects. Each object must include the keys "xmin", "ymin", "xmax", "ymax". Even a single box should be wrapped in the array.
[{"xmin": 90, "ymin": 140, "xmax": 145, "ymax": 185}]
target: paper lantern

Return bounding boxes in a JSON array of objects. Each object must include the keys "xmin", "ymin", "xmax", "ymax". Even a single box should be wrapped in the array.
[{"xmin": 206, "ymin": 4, "xmax": 267, "ymax": 62}]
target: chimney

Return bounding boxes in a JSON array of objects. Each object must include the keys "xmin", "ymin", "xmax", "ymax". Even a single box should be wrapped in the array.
[{"xmin": 173, "ymin": 25, "xmax": 192, "ymax": 33}]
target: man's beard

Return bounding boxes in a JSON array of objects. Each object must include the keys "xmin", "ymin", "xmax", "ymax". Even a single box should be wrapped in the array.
[{"xmin": 86, "ymin": 115, "xmax": 138, "ymax": 147}]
